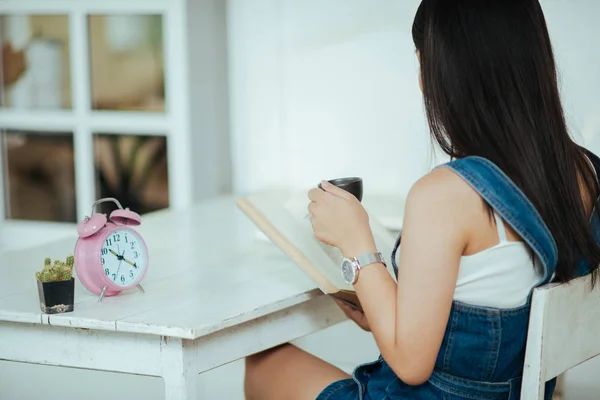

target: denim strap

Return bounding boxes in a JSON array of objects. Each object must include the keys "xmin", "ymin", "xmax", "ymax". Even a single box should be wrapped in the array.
[{"xmin": 443, "ymin": 157, "xmax": 557, "ymax": 286}]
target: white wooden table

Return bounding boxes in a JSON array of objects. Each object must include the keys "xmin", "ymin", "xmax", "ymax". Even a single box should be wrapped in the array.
[{"xmin": 0, "ymin": 196, "xmax": 348, "ymax": 399}]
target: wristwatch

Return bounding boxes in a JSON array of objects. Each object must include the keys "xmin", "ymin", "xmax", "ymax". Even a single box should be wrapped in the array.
[{"xmin": 341, "ymin": 252, "xmax": 386, "ymax": 285}]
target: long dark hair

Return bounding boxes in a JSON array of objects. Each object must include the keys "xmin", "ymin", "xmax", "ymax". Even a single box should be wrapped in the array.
[{"xmin": 412, "ymin": 0, "xmax": 600, "ymax": 283}]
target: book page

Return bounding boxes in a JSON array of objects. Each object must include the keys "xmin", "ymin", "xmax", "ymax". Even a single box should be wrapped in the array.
[
  {"xmin": 284, "ymin": 193, "xmax": 399, "ymax": 276},
  {"xmin": 237, "ymin": 190, "xmax": 399, "ymax": 298},
  {"xmin": 239, "ymin": 191, "xmax": 350, "ymax": 293},
  {"xmin": 283, "ymin": 195, "xmax": 347, "ymax": 277}
]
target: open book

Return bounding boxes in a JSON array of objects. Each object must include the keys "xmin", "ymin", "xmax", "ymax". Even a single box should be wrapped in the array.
[{"xmin": 236, "ymin": 191, "xmax": 398, "ymax": 311}]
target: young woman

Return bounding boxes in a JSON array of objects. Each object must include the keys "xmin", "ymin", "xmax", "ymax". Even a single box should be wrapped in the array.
[{"xmin": 244, "ymin": 0, "xmax": 600, "ymax": 399}]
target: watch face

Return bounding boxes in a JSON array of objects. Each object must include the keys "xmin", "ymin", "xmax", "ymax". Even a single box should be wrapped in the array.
[
  {"xmin": 341, "ymin": 259, "xmax": 356, "ymax": 284},
  {"xmin": 101, "ymin": 228, "xmax": 148, "ymax": 287}
]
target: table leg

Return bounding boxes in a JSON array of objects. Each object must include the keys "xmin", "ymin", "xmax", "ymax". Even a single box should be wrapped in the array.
[{"xmin": 161, "ymin": 337, "xmax": 198, "ymax": 400}]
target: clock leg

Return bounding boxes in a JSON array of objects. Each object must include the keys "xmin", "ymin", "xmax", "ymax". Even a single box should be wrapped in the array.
[
  {"xmin": 161, "ymin": 337, "xmax": 198, "ymax": 400},
  {"xmin": 97, "ymin": 286, "xmax": 107, "ymax": 302},
  {"xmin": 137, "ymin": 284, "xmax": 145, "ymax": 293}
]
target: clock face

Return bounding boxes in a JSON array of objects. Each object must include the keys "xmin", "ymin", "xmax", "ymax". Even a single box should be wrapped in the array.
[{"xmin": 100, "ymin": 228, "xmax": 148, "ymax": 287}]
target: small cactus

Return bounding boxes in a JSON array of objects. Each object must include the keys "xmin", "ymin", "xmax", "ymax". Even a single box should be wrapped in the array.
[{"xmin": 36, "ymin": 255, "xmax": 75, "ymax": 283}]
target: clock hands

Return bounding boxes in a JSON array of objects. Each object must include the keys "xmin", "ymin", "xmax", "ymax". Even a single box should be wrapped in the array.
[
  {"xmin": 113, "ymin": 247, "xmax": 125, "ymax": 283},
  {"xmin": 109, "ymin": 248, "xmax": 138, "ymax": 269},
  {"xmin": 123, "ymin": 258, "xmax": 139, "ymax": 269}
]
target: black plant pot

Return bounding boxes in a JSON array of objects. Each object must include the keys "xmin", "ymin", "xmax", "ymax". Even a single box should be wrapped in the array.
[{"xmin": 37, "ymin": 278, "xmax": 75, "ymax": 314}]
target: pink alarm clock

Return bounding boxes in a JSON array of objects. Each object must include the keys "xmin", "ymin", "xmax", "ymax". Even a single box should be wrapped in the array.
[{"xmin": 75, "ymin": 197, "xmax": 149, "ymax": 301}]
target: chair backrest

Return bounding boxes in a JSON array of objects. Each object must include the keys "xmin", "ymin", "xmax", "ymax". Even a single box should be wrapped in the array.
[{"xmin": 521, "ymin": 273, "xmax": 600, "ymax": 399}]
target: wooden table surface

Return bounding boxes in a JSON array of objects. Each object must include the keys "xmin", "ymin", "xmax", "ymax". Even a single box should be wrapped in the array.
[
  {"xmin": 0, "ymin": 194, "xmax": 404, "ymax": 399},
  {"xmin": 0, "ymin": 196, "xmax": 325, "ymax": 339}
]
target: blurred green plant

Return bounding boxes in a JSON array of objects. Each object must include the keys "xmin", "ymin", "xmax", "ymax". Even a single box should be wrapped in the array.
[{"xmin": 95, "ymin": 135, "xmax": 168, "ymax": 215}]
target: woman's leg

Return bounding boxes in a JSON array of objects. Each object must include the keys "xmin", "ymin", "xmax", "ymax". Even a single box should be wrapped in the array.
[{"xmin": 244, "ymin": 343, "xmax": 352, "ymax": 400}]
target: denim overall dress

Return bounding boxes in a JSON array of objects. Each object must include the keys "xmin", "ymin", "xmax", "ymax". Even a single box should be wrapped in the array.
[{"xmin": 317, "ymin": 150, "xmax": 600, "ymax": 400}]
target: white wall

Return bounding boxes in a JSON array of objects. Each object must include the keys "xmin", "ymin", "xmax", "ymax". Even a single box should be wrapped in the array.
[
  {"xmin": 229, "ymin": 0, "xmax": 435, "ymax": 197},
  {"xmin": 543, "ymin": 0, "xmax": 600, "ymax": 148},
  {"xmin": 229, "ymin": 0, "xmax": 600, "ymax": 197}
]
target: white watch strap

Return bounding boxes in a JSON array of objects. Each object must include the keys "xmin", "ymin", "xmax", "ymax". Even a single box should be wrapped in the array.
[{"xmin": 355, "ymin": 252, "xmax": 386, "ymax": 269}]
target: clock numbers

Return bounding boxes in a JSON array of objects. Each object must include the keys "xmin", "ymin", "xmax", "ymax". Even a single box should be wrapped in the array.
[{"xmin": 100, "ymin": 228, "xmax": 146, "ymax": 288}]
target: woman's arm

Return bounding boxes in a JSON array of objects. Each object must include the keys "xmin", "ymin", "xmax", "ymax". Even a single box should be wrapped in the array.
[
  {"xmin": 309, "ymin": 168, "xmax": 471, "ymax": 385},
  {"xmin": 354, "ymin": 168, "xmax": 469, "ymax": 385}
]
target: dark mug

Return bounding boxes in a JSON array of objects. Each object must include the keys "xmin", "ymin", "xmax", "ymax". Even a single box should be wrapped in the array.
[{"xmin": 318, "ymin": 177, "xmax": 363, "ymax": 202}]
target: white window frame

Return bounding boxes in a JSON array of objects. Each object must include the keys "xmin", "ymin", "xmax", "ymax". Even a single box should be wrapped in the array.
[{"xmin": 0, "ymin": 0, "xmax": 193, "ymax": 234}]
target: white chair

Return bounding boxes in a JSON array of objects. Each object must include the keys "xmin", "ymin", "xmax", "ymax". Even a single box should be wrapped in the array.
[{"xmin": 521, "ymin": 272, "xmax": 600, "ymax": 399}]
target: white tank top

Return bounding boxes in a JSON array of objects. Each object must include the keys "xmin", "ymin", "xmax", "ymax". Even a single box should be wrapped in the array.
[
  {"xmin": 453, "ymin": 212, "xmax": 543, "ymax": 308},
  {"xmin": 439, "ymin": 155, "xmax": 593, "ymax": 308},
  {"xmin": 396, "ymin": 212, "xmax": 543, "ymax": 309}
]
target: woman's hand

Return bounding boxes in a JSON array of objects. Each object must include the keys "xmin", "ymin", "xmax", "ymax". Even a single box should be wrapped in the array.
[
  {"xmin": 307, "ymin": 181, "xmax": 376, "ymax": 258},
  {"xmin": 335, "ymin": 300, "xmax": 371, "ymax": 331}
]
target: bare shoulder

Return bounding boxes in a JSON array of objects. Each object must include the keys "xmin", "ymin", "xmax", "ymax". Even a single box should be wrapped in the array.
[
  {"xmin": 406, "ymin": 166, "xmax": 481, "ymax": 213},
  {"xmin": 400, "ymin": 167, "xmax": 480, "ymax": 269}
]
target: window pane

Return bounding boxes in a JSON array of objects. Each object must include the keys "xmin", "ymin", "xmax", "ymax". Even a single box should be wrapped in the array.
[
  {"xmin": 88, "ymin": 15, "xmax": 165, "ymax": 112},
  {"xmin": 0, "ymin": 15, "xmax": 72, "ymax": 109},
  {"xmin": 94, "ymin": 134, "xmax": 168, "ymax": 216},
  {"xmin": 2, "ymin": 131, "xmax": 76, "ymax": 222}
]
